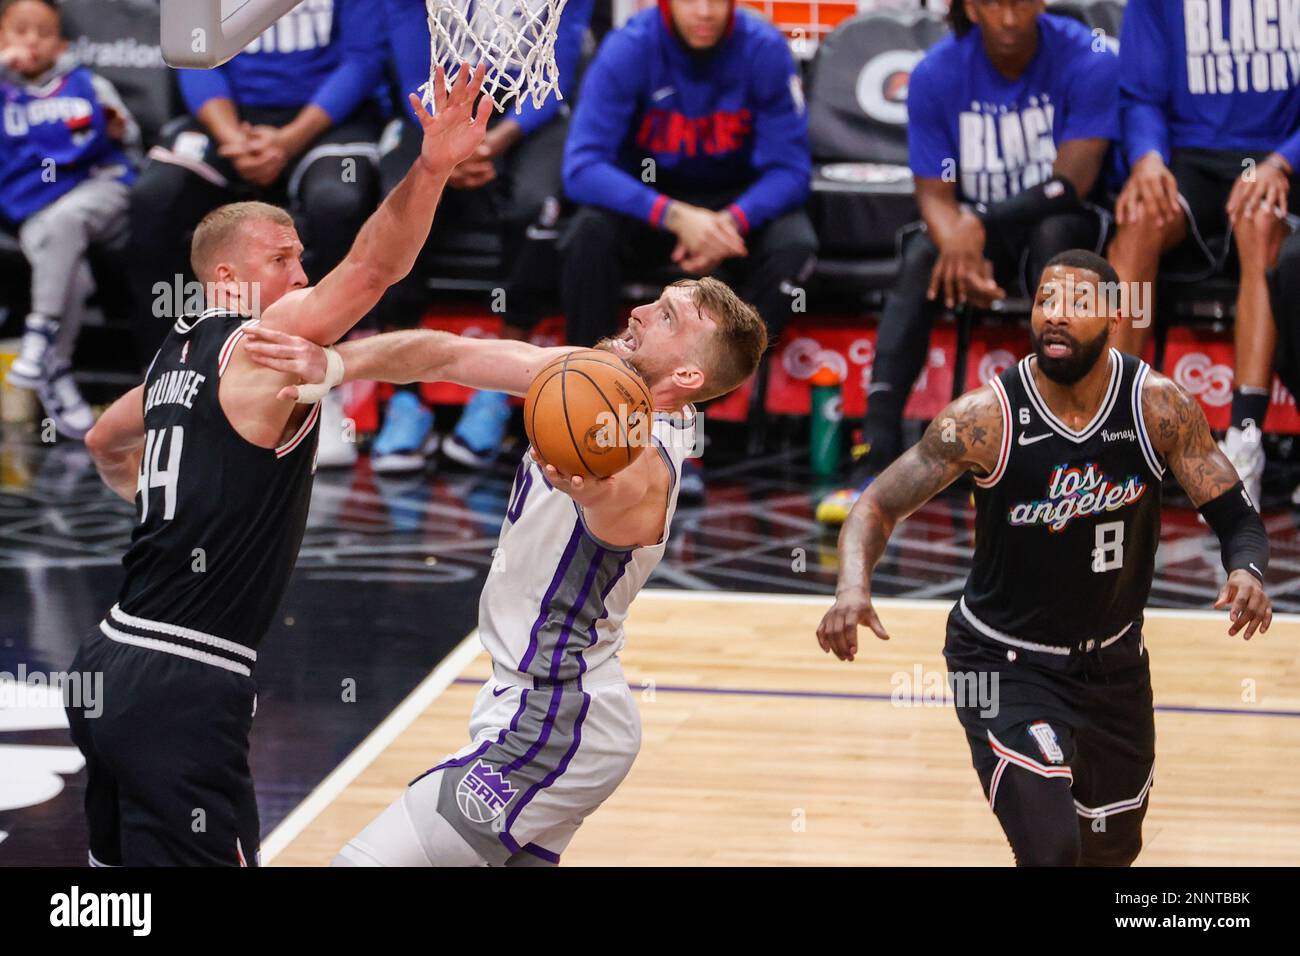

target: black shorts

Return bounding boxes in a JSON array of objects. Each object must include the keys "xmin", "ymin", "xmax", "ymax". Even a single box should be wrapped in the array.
[
  {"xmin": 65, "ymin": 630, "xmax": 260, "ymax": 867},
  {"xmin": 1165, "ymin": 146, "xmax": 1300, "ymax": 278},
  {"xmin": 943, "ymin": 605, "xmax": 1155, "ymax": 822}
]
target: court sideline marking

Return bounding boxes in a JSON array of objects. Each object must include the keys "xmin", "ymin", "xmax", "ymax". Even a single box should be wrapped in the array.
[
  {"xmin": 260, "ymin": 593, "xmax": 1296, "ymax": 862},
  {"xmin": 260, "ymin": 629, "xmax": 482, "ymax": 864}
]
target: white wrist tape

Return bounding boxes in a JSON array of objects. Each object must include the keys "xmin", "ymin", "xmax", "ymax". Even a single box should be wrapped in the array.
[{"xmin": 294, "ymin": 346, "xmax": 345, "ymax": 404}]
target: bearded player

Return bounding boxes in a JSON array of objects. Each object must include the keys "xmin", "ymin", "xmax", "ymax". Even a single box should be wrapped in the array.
[
  {"xmin": 818, "ymin": 249, "xmax": 1272, "ymax": 866},
  {"xmin": 242, "ymin": 276, "xmax": 766, "ymax": 865}
]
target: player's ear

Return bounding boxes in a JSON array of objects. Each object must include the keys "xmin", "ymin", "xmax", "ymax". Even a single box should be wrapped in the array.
[{"xmin": 671, "ymin": 364, "xmax": 705, "ymax": 392}]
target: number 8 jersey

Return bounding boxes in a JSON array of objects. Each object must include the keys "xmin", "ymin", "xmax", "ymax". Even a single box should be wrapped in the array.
[
  {"xmin": 959, "ymin": 348, "xmax": 1164, "ymax": 649},
  {"xmin": 111, "ymin": 308, "xmax": 320, "ymax": 658}
]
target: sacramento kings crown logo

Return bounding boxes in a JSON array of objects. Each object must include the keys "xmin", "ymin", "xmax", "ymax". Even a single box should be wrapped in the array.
[{"xmin": 457, "ymin": 760, "xmax": 517, "ymax": 823}]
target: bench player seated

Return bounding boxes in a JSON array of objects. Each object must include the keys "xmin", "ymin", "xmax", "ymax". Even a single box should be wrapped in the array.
[
  {"xmin": 241, "ymin": 276, "xmax": 766, "ymax": 865},
  {"xmin": 817, "ymin": 0, "xmax": 1120, "ymax": 524},
  {"xmin": 1107, "ymin": 0, "xmax": 1300, "ymax": 509},
  {"xmin": 819, "ymin": 249, "xmax": 1271, "ymax": 866}
]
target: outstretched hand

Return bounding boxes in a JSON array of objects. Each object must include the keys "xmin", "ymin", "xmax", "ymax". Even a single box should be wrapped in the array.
[
  {"xmin": 530, "ymin": 448, "xmax": 618, "ymax": 509},
  {"xmin": 816, "ymin": 587, "xmax": 891, "ymax": 662},
  {"xmin": 412, "ymin": 63, "xmax": 493, "ymax": 175},
  {"xmin": 242, "ymin": 326, "xmax": 329, "ymax": 401},
  {"xmin": 1214, "ymin": 569, "xmax": 1272, "ymax": 640}
]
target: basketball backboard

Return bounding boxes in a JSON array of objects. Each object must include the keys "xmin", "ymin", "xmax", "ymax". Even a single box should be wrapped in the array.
[{"xmin": 161, "ymin": 0, "xmax": 306, "ymax": 68}]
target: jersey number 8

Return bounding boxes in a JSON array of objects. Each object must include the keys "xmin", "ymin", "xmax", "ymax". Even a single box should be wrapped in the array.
[
  {"xmin": 138, "ymin": 426, "xmax": 184, "ymax": 521},
  {"xmin": 1092, "ymin": 520, "xmax": 1124, "ymax": 573}
]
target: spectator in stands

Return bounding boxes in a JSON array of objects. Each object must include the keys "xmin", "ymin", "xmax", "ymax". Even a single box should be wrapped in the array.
[
  {"xmin": 558, "ymin": 0, "xmax": 816, "ymax": 430},
  {"xmin": 0, "ymin": 0, "xmax": 137, "ymax": 439},
  {"xmin": 126, "ymin": 0, "xmax": 385, "ymax": 370},
  {"xmin": 817, "ymin": 0, "xmax": 1118, "ymax": 525},
  {"xmin": 1107, "ymin": 0, "xmax": 1300, "ymax": 511},
  {"xmin": 367, "ymin": 0, "xmax": 592, "ymax": 475}
]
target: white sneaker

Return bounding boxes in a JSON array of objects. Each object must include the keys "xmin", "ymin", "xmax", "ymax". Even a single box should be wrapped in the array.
[
  {"xmin": 315, "ymin": 389, "xmax": 358, "ymax": 469},
  {"xmin": 37, "ymin": 366, "xmax": 95, "ymax": 440},
  {"xmin": 6, "ymin": 314, "xmax": 57, "ymax": 390},
  {"xmin": 1219, "ymin": 425, "xmax": 1264, "ymax": 511}
]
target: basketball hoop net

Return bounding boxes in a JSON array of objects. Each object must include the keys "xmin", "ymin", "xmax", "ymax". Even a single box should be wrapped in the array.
[{"xmin": 423, "ymin": 0, "xmax": 571, "ymax": 114}]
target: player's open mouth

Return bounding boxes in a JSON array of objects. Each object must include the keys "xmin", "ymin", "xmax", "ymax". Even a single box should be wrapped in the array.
[
  {"xmin": 612, "ymin": 329, "xmax": 639, "ymax": 354},
  {"xmin": 1042, "ymin": 335, "xmax": 1073, "ymax": 358}
]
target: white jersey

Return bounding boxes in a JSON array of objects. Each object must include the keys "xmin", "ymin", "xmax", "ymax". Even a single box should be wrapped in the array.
[{"xmin": 478, "ymin": 406, "xmax": 698, "ymax": 682}]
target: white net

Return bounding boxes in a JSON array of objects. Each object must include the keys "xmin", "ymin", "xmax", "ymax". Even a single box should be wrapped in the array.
[{"xmin": 422, "ymin": 0, "xmax": 571, "ymax": 114}]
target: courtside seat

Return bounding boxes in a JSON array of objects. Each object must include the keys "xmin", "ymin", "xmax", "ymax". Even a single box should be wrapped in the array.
[{"xmin": 802, "ymin": 10, "xmax": 949, "ymax": 306}]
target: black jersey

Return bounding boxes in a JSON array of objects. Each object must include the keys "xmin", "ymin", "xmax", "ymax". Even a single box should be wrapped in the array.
[
  {"xmin": 107, "ymin": 308, "xmax": 320, "ymax": 664},
  {"xmin": 959, "ymin": 348, "xmax": 1165, "ymax": 649}
]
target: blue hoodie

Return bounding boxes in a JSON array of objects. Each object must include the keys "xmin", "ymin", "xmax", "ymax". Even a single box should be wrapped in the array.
[
  {"xmin": 1, "ymin": 57, "xmax": 136, "ymax": 224},
  {"xmin": 176, "ymin": 0, "xmax": 385, "ymax": 124},
  {"xmin": 563, "ymin": 7, "xmax": 811, "ymax": 233},
  {"xmin": 1119, "ymin": 0, "xmax": 1300, "ymax": 168}
]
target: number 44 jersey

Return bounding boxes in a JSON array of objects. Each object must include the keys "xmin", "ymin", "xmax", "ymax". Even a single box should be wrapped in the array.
[
  {"xmin": 113, "ymin": 309, "xmax": 320, "ymax": 651},
  {"xmin": 960, "ymin": 348, "xmax": 1165, "ymax": 648}
]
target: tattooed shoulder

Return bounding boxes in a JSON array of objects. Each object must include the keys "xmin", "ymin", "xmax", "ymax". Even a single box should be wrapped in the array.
[
  {"xmin": 1141, "ymin": 370, "xmax": 1239, "ymax": 504},
  {"xmin": 919, "ymin": 384, "xmax": 1003, "ymax": 474}
]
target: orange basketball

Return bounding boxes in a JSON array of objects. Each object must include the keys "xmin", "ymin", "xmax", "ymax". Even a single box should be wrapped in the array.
[{"xmin": 524, "ymin": 349, "xmax": 655, "ymax": 479}]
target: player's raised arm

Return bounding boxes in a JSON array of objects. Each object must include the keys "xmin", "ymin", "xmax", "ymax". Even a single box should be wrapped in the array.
[
  {"xmin": 817, "ymin": 385, "xmax": 1003, "ymax": 662},
  {"xmin": 1142, "ymin": 372, "xmax": 1272, "ymax": 638},
  {"xmin": 241, "ymin": 326, "xmax": 578, "ymax": 398},
  {"xmin": 257, "ymin": 65, "xmax": 492, "ymax": 345}
]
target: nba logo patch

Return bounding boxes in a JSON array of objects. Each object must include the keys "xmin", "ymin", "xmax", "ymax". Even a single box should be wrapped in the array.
[
  {"xmin": 1028, "ymin": 721, "xmax": 1064, "ymax": 764},
  {"xmin": 180, "ymin": 341, "xmax": 190, "ymax": 364},
  {"xmin": 456, "ymin": 760, "xmax": 517, "ymax": 824}
]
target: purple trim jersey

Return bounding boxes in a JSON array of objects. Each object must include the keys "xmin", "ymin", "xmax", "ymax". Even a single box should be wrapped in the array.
[{"xmin": 479, "ymin": 407, "xmax": 697, "ymax": 682}]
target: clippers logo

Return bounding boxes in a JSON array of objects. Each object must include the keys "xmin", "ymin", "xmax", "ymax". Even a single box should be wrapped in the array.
[
  {"xmin": 456, "ymin": 760, "xmax": 516, "ymax": 824},
  {"xmin": 1172, "ymin": 352, "xmax": 1233, "ymax": 407},
  {"xmin": 1028, "ymin": 721, "xmax": 1064, "ymax": 764},
  {"xmin": 855, "ymin": 50, "xmax": 923, "ymax": 125}
]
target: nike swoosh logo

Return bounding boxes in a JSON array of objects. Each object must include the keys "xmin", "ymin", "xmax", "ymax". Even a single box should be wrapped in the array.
[
  {"xmin": 1018, "ymin": 432, "xmax": 1052, "ymax": 446},
  {"xmin": 1250, "ymin": 563, "xmax": 1262, "ymax": 577},
  {"xmin": 491, "ymin": 686, "xmax": 509, "ymax": 697},
  {"xmin": 652, "ymin": 86, "xmax": 675, "ymax": 102}
]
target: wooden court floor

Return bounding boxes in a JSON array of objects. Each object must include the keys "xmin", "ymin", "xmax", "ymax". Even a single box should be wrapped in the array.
[{"xmin": 268, "ymin": 592, "xmax": 1300, "ymax": 866}]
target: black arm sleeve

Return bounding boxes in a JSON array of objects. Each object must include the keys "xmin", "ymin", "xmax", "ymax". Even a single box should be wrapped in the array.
[
  {"xmin": 1198, "ymin": 481, "xmax": 1269, "ymax": 582},
  {"xmin": 972, "ymin": 177, "xmax": 1080, "ymax": 229}
]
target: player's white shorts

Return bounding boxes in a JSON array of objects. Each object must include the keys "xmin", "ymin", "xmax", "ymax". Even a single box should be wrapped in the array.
[{"xmin": 336, "ymin": 657, "xmax": 640, "ymax": 866}]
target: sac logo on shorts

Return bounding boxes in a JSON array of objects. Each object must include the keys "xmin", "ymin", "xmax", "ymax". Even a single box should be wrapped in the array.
[
  {"xmin": 456, "ymin": 760, "xmax": 517, "ymax": 823},
  {"xmin": 1029, "ymin": 721, "xmax": 1064, "ymax": 764}
]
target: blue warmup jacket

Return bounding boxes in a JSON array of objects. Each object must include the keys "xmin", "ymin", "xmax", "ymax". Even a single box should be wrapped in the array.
[
  {"xmin": 1, "ymin": 56, "xmax": 136, "ymax": 224},
  {"xmin": 563, "ymin": 7, "xmax": 811, "ymax": 233},
  {"xmin": 176, "ymin": 0, "xmax": 385, "ymax": 123}
]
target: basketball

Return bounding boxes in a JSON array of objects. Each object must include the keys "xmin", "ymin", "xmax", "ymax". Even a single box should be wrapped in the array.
[{"xmin": 524, "ymin": 349, "xmax": 655, "ymax": 479}]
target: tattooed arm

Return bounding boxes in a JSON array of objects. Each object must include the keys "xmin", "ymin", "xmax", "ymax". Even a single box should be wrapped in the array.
[
  {"xmin": 1141, "ymin": 371, "xmax": 1239, "ymax": 505},
  {"xmin": 816, "ymin": 385, "xmax": 1004, "ymax": 661},
  {"xmin": 1143, "ymin": 371, "xmax": 1272, "ymax": 638}
]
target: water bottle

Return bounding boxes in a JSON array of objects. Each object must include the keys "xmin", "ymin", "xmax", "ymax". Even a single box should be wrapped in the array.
[{"xmin": 810, "ymin": 365, "xmax": 843, "ymax": 477}]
